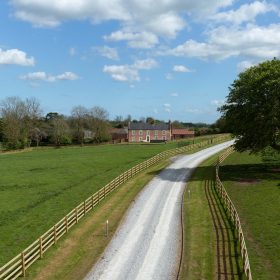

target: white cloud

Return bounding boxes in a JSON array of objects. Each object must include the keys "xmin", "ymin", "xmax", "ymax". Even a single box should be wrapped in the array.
[
  {"xmin": 103, "ymin": 59, "xmax": 157, "ymax": 82},
  {"xmin": 0, "ymin": 48, "xmax": 34, "ymax": 66},
  {"xmin": 237, "ymin": 60, "xmax": 256, "ymax": 72},
  {"xmin": 211, "ymin": 99, "xmax": 225, "ymax": 107},
  {"xmin": 170, "ymin": 92, "xmax": 179, "ymax": 97},
  {"xmin": 95, "ymin": 46, "xmax": 119, "ymax": 60},
  {"xmin": 210, "ymin": 1, "xmax": 278, "ymax": 25},
  {"xmin": 20, "ymin": 71, "xmax": 79, "ymax": 82},
  {"xmin": 104, "ymin": 31, "xmax": 158, "ymax": 49},
  {"xmin": 10, "ymin": 0, "xmax": 234, "ymax": 44},
  {"xmin": 69, "ymin": 47, "xmax": 76, "ymax": 56},
  {"xmin": 163, "ymin": 103, "xmax": 171, "ymax": 113},
  {"xmin": 173, "ymin": 65, "xmax": 192, "ymax": 72},
  {"xmin": 163, "ymin": 24, "xmax": 280, "ymax": 61},
  {"xmin": 186, "ymin": 108, "xmax": 202, "ymax": 114},
  {"xmin": 165, "ymin": 73, "xmax": 173, "ymax": 80}
]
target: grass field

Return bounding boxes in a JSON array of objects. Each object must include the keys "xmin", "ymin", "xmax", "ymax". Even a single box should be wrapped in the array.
[
  {"xmin": 179, "ymin": 154, "xmax": 244, "ymax": 280},
  {"xmin": 0, "ymin": 136, "xmax": 217, "ymax": 265},
  {"xmin": 220, "ymin": 152, "xmax": 280, "ymax": 280}
]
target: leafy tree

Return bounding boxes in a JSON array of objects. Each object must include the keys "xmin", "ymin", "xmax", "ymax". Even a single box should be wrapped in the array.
[
  {"xmin": 71, "ymin": 105, "xmax": 88, "ymax": 144},
  {"xmin": 219, "ymin": 59, "xmax": 280, "ymax": 152}
]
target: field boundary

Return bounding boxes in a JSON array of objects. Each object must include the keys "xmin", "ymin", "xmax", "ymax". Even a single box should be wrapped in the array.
[
  {"xmin": 215, "ymin": 147, "xmax": 253, "ymax": 280},
  {"xmin": 0, "ymin": 135, "xmax": 230, "ymax": 280}
]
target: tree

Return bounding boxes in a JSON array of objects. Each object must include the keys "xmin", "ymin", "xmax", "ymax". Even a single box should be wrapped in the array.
[
  {"xmin": 50, "ymin": 115, "xmax": 70, "ymax": 146},
  {"xmin": 219, "ymin": 58, "xmax": 280, "ymax": 152},
  {"xmin": 89, "ymin": 106, "xmax": 111, "ymax": 143},
  {"xmin": 71, "ymin": 105, "xmax": 88, "ymax": 144}
]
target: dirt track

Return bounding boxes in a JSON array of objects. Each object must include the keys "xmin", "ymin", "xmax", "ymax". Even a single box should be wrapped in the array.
[{"xmin": 85, "ymin": 141, "xmax": 234, "ymax": 280}]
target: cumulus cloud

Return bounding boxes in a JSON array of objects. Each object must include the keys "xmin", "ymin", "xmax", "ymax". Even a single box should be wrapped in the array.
[
  {"xmin": 10, "ymin": 0, "xmax": 234, "ymax": 46},
  {"xmin": 104, "ymin": 31, "xmax": 158, "ymax": 49},
  {"xmin": 163, "ymin": 24, "xmax": 280, "ymax": 61},
  {"xmin": 0, "ymin": 48, "xmax": 34, "ymax": 66},
  {"xmin": 103, "ymin": 58, "xmax": 157, "ymax": 82},
  {"xmin": 237, "ymin": 60, "xmax": 256, "ymax": 72},
  {"xmin": 94, "ymin": 46, "xmax": 119, "ymax": 60},
  {"xmin": 170, "ymin": 92, "xmax": 179, "ymax": 97},
  {"xmin": 173, "ymin": 65, "xmax": 192, "ymax": 72},
  {"xmin": 20, "ymin": 71, "xmax": 79, "ymax": 82},
  {"xmin": 210, "ymin": 1, "xmax": 278, "ymax": 25}
]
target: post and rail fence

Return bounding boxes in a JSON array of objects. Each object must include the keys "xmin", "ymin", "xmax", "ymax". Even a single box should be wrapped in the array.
[
  {"xmin": 0, "ymin": 135, "xmax": 230, "ymax": 280},
  {"xmin": 215, "ymin": 147, "xmax": 253, "ymax": 280}
]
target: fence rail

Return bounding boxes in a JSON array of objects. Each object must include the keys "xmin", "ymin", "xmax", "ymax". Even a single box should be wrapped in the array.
[
  {"xmin": 0, "ymin": 135, "xmax": 230, "ymax": 280},
  {"xmin": 215, "ymin": 147, "xmax": 253, "ymax": 280}
]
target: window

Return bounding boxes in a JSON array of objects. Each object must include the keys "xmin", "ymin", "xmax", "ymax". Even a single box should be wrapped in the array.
[
  {"xmin": 162, "ymin": 136, "xmax": 166, "ymax": 140},
  {"xmin": 162, "ymin": 130, "xmax": 166, "ymax": 135},
  {"xmin": 146, "ymin": 130, "xmax": 150, "ymax": 135},
  {"xmin": 132, "ymin": 130, "xmax": 136, "ymax": 135},
  {"xmin": 139, "ymin": 137, "xmax": 143, "ymax": 142},
  {"xmin": 132, "ymin": 136, "xmax": 136, "ymax": 142},
  {"xmin": 155, "ymin": 130, "xmax": 158, "ymax": 135},
  {"xmin": 154, "ymin": 136, "xmax": 158, "ymax": 140},
  {"xmin": 139, "ymin": 130, "xmax": 143, "ymax": 135}
]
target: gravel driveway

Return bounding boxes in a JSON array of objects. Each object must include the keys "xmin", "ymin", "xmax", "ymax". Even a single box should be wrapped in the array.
[{"xmin": 85, "ymin": 141, "xmax": 234, "ymax": 280}]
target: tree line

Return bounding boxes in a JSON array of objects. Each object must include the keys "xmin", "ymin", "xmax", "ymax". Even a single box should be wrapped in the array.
[{"xmin": 0, "ymin": 96, "xmax": 226, "ymax": 150}]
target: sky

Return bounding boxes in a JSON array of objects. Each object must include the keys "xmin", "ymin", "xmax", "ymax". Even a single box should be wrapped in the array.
[{"xmin": 0, "ymin": 0, "xmax": 279, "ymax": 123}]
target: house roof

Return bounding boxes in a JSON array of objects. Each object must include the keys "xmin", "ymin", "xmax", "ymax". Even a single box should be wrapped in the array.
[
  {"xmin": 172, "ymin": 129, "xmax": 195, "ymax": 135},
  {"xmin": 110, "ymin": 128, "xmax": 128, "ymax": 134},
  {"xmin": 129, "ymin": 122, "xmax": 170, "ymax": 130}
]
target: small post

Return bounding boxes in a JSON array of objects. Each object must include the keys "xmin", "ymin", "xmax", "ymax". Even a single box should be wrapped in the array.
[
  {"xmin": 54, "ymin": 225, "xmax": 57, "ymax": 244},
  {"xmin": 40, "ymin": 237, "xmax": 43, "ymax": 259},
  {"xmin": 188, "ymin": 189, "xmax": 191, "ymax": 198},
  {"xmin": 65, "ymin": 216, "xmax": 69, "ymax": 233},
  {"xmin": 21, "ymin": 252, "xmax": 26, "ymax": 277},
  {"xmin": 75, "ymin": 207, "xmax": 78, "ymax": 224},
  {"xmin": 106, "ymin": 220, "xmax": 109, "ymax": 237}
]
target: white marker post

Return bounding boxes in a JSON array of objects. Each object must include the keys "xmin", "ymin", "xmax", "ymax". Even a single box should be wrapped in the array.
[
  {"xmin": 106, "ymin": 220, "xmax": 109, "ymax": 237},
  {"xmin": 188, "ymin": 189, "xmax": 191, "ymax": 198}
]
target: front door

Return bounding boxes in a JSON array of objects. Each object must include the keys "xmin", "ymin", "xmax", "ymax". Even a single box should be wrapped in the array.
[{"xmin": 146, "ymin": 135, "xmax": 150, "ymax": 142}]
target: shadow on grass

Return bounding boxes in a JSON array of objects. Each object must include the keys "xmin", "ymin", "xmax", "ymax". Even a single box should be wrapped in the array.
[{"xmin": 147, "ymin": 161, "xmax": 280, "ymax": 184}]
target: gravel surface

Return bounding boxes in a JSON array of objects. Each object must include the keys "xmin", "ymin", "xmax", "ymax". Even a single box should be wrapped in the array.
[{"xmin": 85, "ymin": 141, "xmax": 234, "ymax": 280}]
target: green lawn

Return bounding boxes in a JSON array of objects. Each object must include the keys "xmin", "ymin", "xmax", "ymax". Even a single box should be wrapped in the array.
[
  {"xmin": 220, "ymin": 152, "xmax": 280, "ymax": 280},
  {"xmin": 0, "ymin": 135, "xmax": 219, "ymax": 265}
]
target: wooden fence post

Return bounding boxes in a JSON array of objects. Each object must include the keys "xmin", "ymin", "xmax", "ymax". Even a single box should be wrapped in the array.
[
  {"xmin": 40, "ymin": 237, "xmax": 43, "ymax": 259},
  {"xmin": 65, "ymin": 216, "xmax": 68, "ymax": 233},
  {"xmin": 54, "ymin": 225, "xmax": 57, "ymax": 244},
  {"xmin": 21, "ymin": 252, "xmax": 26, "ymax": 277},
  {"xmin": 75, "ymin": 207, "xmax": 78, "ymax": 224}
]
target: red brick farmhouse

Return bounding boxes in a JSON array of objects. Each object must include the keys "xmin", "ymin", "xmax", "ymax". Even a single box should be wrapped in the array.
[{"xmin": 128, "ymin": 122, "xmax": 171, "ymax": 142}]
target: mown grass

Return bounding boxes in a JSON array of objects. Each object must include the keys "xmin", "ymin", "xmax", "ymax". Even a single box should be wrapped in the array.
[
  {"xmin": 25, "ymin": 160, "xmax": 170, "ymax": 280},
  {"xmin": 220, "ymin": 152, "xmax": 280, "ymax": 280},
  {"xmin": 180, "ymin": 153, "xmax": 244, "ymax": 280},
  {"xmin": 0, "ymin": 136, "xmax": 216, "ymax": 264}
]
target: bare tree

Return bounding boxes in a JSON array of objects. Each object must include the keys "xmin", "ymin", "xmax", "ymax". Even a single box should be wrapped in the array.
[
  {"xmin": 71, "ymin": 105, "xmax": 88, "ymax": 145},
  {"xmin": 50, "ymin": 116, "xmax": 70, "ymax": 147},
  {"xmin": 89, "ymin": 106, "xmax": 111, "ymax": 143}
]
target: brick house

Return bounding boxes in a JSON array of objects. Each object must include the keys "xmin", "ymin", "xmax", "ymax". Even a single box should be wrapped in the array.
[
  {"xmin": 171, "ymin": 128, "xmax": 195, "ymax": 140},
  {"xmin": 110, "ymin": 128, "xmax": 128, "ymax": 142},
  {"xmin": 128, "ymin": 122, "xmax": 171, "ymax": 142}
]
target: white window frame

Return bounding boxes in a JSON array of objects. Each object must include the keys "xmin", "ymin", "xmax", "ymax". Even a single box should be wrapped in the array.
[
  {"xmin": 162, "ymin": 130, "xmax": 166, "ymax": 135},
  {"xmin": 132, "ymin": 136, "xmax": 136, "ymax": 142},
  {"xmin": 155, "ymin": 130, "xmax": 158, "ymax": 135},
  {"xmin": 139, "ymin": 137, "xmax": 143, "ymax": 142},
  {"xmin": 132, "ymin": 130, "xmax": 136, "ymax": 135},
  {"xmin": 139, "ymin": 130, "xmax": 143, "ymax": 135}
]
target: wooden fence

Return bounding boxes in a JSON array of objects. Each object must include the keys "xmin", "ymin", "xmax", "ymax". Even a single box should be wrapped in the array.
[
  {"xmin": 0, "ymin": 135, "xmax": 230, "ymax": 280},
  {"xmin": 215, "ymin": 147, "xmax": 253, "ymax": 280}
]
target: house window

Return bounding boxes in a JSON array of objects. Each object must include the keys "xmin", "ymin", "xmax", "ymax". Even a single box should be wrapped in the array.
[
  {"xmin": 155, "ymin": 130, "xmax": 158, "ymax": 135},
  {"xmin": 132, "ymin": 136, "xmax": 136, "ymax": 142},
  {"xmin": 154, "ymin": 136, "xmax": 158, "ymax": 140},
  {"xmin": 162, "ymin": 130, "xmax": 166, "ymax": 135},
  {"xmin": 132, "ymin": 130, "xmax": 136, "ymax": 135},
  {"xmin": 146, "ymin": 130, "xmax": 150, "ymax": 135},
  {"xmin": 162, "ymin": 136, "xmax": 166, "ymax": 140},
  {"xmin": 139, "ymin": 137, "xmax": 143, "ymax": 142},
  {"xmin": 139, "ymin": 130, "xmax": 143, "ymax": 135}
]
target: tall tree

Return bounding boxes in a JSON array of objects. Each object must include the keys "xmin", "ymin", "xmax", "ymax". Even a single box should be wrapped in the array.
[
  {"xmin": 219, "ymin": 58, "xmax": 280, "ymax": 152},
  {"xmin": 89, "ymin": 106, "xmax": 111, "ymax": 143},
  {"xmin": 71, "ymin": 105, "xmax": 88, "ymax": 144}
]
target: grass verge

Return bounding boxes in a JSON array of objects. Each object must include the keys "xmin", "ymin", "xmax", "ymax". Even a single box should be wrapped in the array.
[
  {"xmin": 24, "ymin": 160, "xmax": 170, "ymax": 280},
  {"xmin": 179, "ymin": 153, "xmax": 244, "ymax": 280},
  {"xmin": 220, "ymin": 152, "xmax": 280, "ymax": 280}
]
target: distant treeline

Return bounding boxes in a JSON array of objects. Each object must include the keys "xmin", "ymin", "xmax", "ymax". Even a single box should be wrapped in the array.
[{"xmin": 0, "ymin": 96, "xmax": 228, "ymax": 150}]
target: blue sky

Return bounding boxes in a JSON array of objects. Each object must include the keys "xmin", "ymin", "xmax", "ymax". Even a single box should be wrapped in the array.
[{"xmin": 0, "ymin": 0, "xmax": 279, "ymax": 123}]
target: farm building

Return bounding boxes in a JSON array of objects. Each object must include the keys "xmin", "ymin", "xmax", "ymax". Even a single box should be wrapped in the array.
[
  {"xmin": 110, "ymin": 128, "xmax": 128, "ymax": 142},
  {"xmin": 171, "ymin": 128, "xmax": 195, "ymax": 140},
  {"xmin": 128, "ymin": 122, "xmax": 171, "ymax": 142}
]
